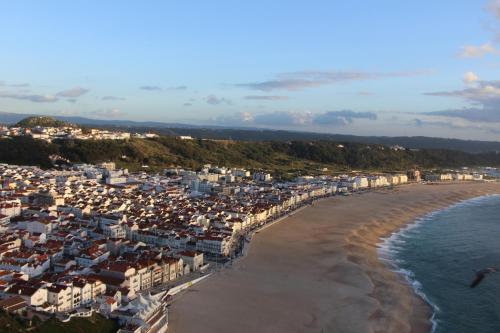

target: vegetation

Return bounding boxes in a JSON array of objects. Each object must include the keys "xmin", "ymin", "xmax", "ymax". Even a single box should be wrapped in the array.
[
  {"xmin": 91, "ymin": 126, "xmax": 500, "ymax": 154},
  {"xmin": 1, "ymin": 136, "xmax": 500, "ymax": 176},
  {"xmin": 15, "ymin": 116, "xmax": 73, "ymax": 128},
  {"xmin": 3, "ymin": 114, "xmax": 500, "ymax": 153},
  {"xmin": 0, "ymin": 136, "xmax": 57, "ymax": 168},
  {"xmin": 0, "ymin": 311, "xmax": 118, "ymax": 333}
]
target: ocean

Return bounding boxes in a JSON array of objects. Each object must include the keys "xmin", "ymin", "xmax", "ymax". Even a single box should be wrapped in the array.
[{"xmin": 379, "ymin": 195, "xmax": 500, "ymax": 333}]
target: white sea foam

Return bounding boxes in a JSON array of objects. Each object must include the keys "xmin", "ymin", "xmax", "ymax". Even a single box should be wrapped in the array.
[{"xmin": 377, "ymin": 194, "xmax": 500, "ymax": 333}]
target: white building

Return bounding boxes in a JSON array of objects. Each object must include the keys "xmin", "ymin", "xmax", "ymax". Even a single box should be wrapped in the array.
[
  {"xmin": 253, "ymin": 172, "xmax": 272, "ymax": 182},
  {"xmin": 178, "ymin": 251, "xmax": 204, "ymax": 271}
]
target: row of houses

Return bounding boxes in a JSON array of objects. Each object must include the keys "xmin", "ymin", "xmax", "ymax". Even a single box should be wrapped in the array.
[
  {"xmin": 424, "ymin": 173, "xmax": 484, "ymax": 182},
  {"xmin": 0, "ymin": 161, "xmax": 488, "ymax": 332},
  {"xmin": 0, "ymin": 126, "xmax": 133, "ymax": 142}
]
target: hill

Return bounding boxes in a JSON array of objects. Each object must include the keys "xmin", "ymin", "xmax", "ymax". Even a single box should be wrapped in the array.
[
  {"xmin": 134, "ymin": 127, "xmax": 500, "ymax": 154},
  {"xmin": 1, "ymin": 112, "xmax": 500, "ymax": 153},
  {"xmin": 1, "ymin": 136, "xmax": 499, "ymax": 177},
  {"xmin": 15, "ymin": 116, "xmax": 72, "ymax": 128}
]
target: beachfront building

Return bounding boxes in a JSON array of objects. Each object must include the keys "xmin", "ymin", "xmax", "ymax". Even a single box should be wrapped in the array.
[
  {"xmin": 178, "ymin": 251, "xmax": 204, "ymax": 271},
  {"xmin": 397, "ymin": 174, "xmax": 408, "ymax": 184},
  {"xmin": 453, "ymin": 173, "xmax": 472, "ymax": 181},
  {"xmin": 407, "ymin": 169, "xmax": 421, "ymax": 182},
  {"xmin": 196, "ymin": 235, "xmax": 230, "ymax": 256},
  {"xmin": 368, "ymin": 176, "xmax": 388, "ymax": 188},
  {"xmin": 386, "ymin": 175, "xmax": 400, "ymax": 185},
  {"xmin": 424, "ymin": 173, "xmax": 453, "ymax": 182},
  {"xmin": 0, "ymin": 161, "xmax": 487, "ymax": 329},
  {"xmin": 354, "ymin": 176, "xmax": 369, "ymax": 189}
]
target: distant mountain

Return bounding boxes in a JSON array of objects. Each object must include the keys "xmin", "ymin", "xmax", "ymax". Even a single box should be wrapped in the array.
[
  {"xmin": 0, "ymin": 111, "xmax": 36, "ymax": 124},
  {"xmin": 55, "ymin": 116, "xmax": 198, "ymax": 129},
  {"xmin": 1, "ymin": 111, "xmax": 500, "ymax": 153},
  {"xmin": 0, "ymin": 111, "xmax": 198, "ymax": 129}
]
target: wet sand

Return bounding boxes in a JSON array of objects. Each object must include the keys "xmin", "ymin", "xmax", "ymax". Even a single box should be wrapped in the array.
[{"xmin": 168, "ymin": 182, "xmax": 500, "ymax": 333}]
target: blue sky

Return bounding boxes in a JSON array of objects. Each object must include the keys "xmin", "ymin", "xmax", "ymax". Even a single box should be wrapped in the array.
[{"xmin": 1, "ymin": 0, "xmax": 500, "ymax": 140}]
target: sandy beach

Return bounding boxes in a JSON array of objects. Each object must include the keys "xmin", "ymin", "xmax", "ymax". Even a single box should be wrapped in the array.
[{"xmin": 168, "ymin": 182, "xmax": 500, "ymax": 333}]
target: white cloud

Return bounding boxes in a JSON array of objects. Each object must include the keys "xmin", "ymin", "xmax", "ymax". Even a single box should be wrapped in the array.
[
  {"xmin": 489, "ymin": 0, "xmax": 500, "ymax": 20},
  {"xmin": 424, "ymin": 78, "xmax": 500, "ymax": 123},
  {"xmin": 167, "ymin": 85, "xmax": 187, "ymax": 90},
  {"xmin": 0, "ymin": 81, "xmax": 30, "ymax": 88},
  {"xmin": 140, "ymin": 85, "xmax": 162, "ymax": 91},
  {"xmin": 0, "ymin": 91, "xmax": 58, "ymax": 103},
  {"xmin": 215, "ymin": 110, "xmax": 377, "ymax": 127},
  {"xmin": 244, "ymin": 95, "xmax": 289, "ymax": 100},
  {"xmin": 425, "ymin": 80, "xmax": 500, "ymax": 103},
  {"xmin": 313, "ymin": 110, "xmax": 377, "ymax": 125},
  {"xmin": 216, "ymin": 112, "xmax": 254, "ymax": 124},
  {"xmin": 236, "ymin": 70, "xmax": 428, "ymax": 92},
  {"xmin": 460, "ymin": 43, "xmax": 497, "ymax": 58},
  {"xmin": 458, "ymin": 2, "xmax": 500, "ymax": 57},
  {"xmin": 205, "ymin": 95, "xmax": 231, "ymax": 105},
  {"xmin": 56, "ymin": 87, "xmax": 89, "ymax": 98},
  {"xmin": 463, "ymin": 71, "xmax": 479, "ymax": 84},
  {"xmin": 253, "ymin": 111, "xmax": 313, "ymax": 126},
  {"xmin": 88, "ymin": 108, "xmax": 124, "ymax": 119},
  {"xmin": 101, "ymin": 96, "xmax": 126, "ymax": 101}
]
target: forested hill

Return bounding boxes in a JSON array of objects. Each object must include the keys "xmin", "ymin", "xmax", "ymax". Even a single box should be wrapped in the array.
[
  {"xmin": 128, "ymin": 127, "xmax": 500, "ymax": 154},
  {"xmin": 1, "ymin": 112, "xmax": 500, "ymax": 153},
  {"xmin": 1, "ymin": 136, "xmax": 499, "ymax": 176},
  {"xmin": 15, "ymin": 116, "xmax": 73, "ymax": 128}
]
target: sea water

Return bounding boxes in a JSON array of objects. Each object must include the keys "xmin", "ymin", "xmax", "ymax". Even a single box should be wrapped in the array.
[{"xmin": 379, "ymin": 195, "xmax": 500, "ymax": 333}]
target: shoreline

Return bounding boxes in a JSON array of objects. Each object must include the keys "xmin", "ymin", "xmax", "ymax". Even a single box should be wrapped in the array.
[
  {"xmin": 168, "ymin": 182, "xmax": 500, "ymax": 333},
  {"xmin": 378, "ymin": 211, "xmax": 442, "ymax": 333},
  {"xmin": 354, "ymin": 184, "xmax": 500, "ymax": 333},
  {"xmin": 377, "ymin": 193, "xmax": 500, "ymax": 333}
]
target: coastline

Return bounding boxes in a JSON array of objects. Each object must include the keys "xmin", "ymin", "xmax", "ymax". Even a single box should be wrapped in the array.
[
  {"xmin": 168, "ymin": 182, "xmax": 500, "ymax": 333},
  {"xmin": 378, "ymin": 193, "xmax": 500, "ymax": 333}
]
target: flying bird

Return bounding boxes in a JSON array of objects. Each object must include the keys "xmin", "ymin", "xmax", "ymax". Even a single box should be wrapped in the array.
[{"xmin": 470, "ymin": 267, "xmax": 497, "ymax": 288}]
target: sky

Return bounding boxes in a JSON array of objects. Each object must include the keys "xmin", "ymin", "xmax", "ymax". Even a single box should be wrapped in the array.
[{"xmin": 1, "ymin": 0, "xmax": 500, "ymax": 140}]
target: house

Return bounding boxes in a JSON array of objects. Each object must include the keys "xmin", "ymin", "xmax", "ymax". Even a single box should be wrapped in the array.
[
  {"xmin": 75, "ymin": 247, "xmax": 110, "ymax": 267},
  {"xmin": 73, "ymin": 277, "xmax": 106, "ymax": 306},
  {"xmin": 100, "ymin": 296, "xmax": 119, "ymax": 314},
  {"xmin": 98, "ymin": 262, "xmax": 141, "ymax": 293},
  {"xmin": 5, "ymin": 284, "xmax": 47, "ymax": 307},
  {"xmin": 0, "ymin": 295, "xmax": 27, "ymax": 314},
  {"xmin": 196, "ymin": 235, "xmax": 230, "ymax": 256},
  {"xmin": 178, "ymin": 251, "xmax": 204, "ymax": 271},
  {"xmin": 47, "ymin": 284, "xmax": 73, "ymax": 312}
]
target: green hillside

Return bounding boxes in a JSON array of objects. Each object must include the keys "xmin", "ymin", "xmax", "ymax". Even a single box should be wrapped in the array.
[
  {"xmin": 1, "ymin": 136, "xmax": 499, "ymax": 176},
  {"xmin": 15, "ymin": 116, "xmax": 73, "ymax": 128}
]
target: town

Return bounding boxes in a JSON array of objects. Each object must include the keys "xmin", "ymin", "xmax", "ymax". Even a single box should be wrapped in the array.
[
  {"xmin": 0, "ymin": 122, "xmax": 154, "ymax": 142},
  {"xmin": 0, "ymin": 161, "xmax": 489, "ymax": 333}
]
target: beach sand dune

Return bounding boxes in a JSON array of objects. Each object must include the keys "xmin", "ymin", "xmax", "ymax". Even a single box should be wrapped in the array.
[{"xmin": 168, "ymin": 183, "xmax": 500, "ymax": 333}]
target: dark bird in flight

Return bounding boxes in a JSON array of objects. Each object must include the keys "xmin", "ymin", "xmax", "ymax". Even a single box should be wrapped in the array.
[{"xmin": 470, "ymin": 267, "xmax": 497, "ymax": 288}]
